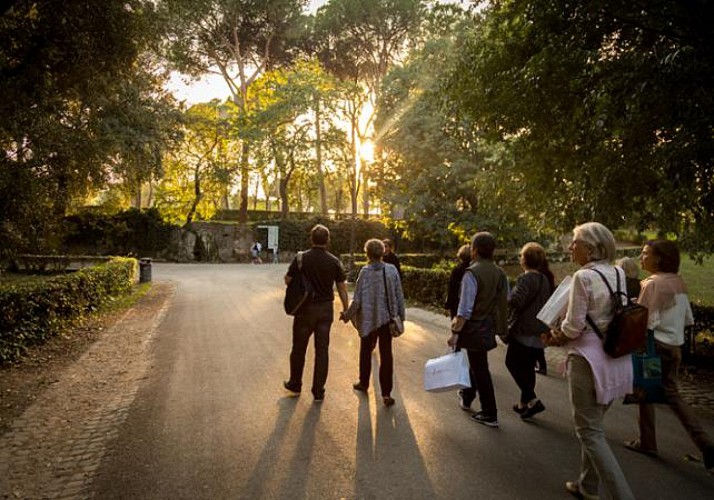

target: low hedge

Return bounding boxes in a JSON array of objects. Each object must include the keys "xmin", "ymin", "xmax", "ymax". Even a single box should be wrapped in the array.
[{"xmin": 0, "ymin": 257, "xmax": 138, "ymax": 365}]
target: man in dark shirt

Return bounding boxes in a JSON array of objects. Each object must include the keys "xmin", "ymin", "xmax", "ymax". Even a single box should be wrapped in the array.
[
  {"xmin": 284, "ymin": 224, "xmax": 349, "ymax": 401},
  {"xmin": 382, "ymin": 239, "xmax": 402, "ymax": 279}
]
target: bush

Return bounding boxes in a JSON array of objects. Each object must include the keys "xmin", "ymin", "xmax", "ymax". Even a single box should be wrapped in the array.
[
  {"xmin": 0, "ymin": 257, "xmax": 137, "ymax": 365},
  {"xmin": 63, "ymin": 208, "xmax": 177, "ymax": 257}
]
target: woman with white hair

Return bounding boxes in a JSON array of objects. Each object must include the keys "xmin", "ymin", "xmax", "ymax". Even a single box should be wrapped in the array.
[
  {"xmin": 545, "ymin": 222, "xmax": 635, "ymax": 500},
  {"xmin": 342, "ymin": 238, "xmax": 405, "ymax": 407}
]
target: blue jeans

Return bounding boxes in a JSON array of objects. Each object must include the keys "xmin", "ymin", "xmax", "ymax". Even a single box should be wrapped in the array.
[{"xmin": 288, "ymin": 301, "xmax": 334, "ymax": 397}]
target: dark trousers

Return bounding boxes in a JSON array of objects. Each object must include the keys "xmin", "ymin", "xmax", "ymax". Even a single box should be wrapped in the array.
[
  {"xmin": 288, "ymin": 301, "xmax": 334, "ymax": 397},
  {"xmin": 505, "ymin": 340, "xmax": 540, "ymax": 404},
  {"xmin": 358, "ymin": 323, "xmax": 393, "ymax": 397},
  {"xmin": 638, "ymin": 341, "xmax": 714, "ymax": 452},
  {"xmin": 461, "ymin": 348, "xmax": 497, "ymax": 416}
]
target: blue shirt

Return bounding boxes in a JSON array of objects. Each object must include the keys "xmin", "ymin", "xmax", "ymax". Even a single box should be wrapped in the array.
[{"xmin": 457, "ymin": 272, "xmax": 478, "ymax": 318}]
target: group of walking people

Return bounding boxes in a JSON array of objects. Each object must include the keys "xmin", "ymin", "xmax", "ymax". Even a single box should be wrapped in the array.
[{"xmin": 282, "ymin": 222, "xmax": 713, "ymax": 500}]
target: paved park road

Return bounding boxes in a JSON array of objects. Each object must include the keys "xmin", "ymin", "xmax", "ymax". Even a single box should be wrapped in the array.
[{"xmin": 84, "ymin": 263, "xmax": 712, "ymax": 499}]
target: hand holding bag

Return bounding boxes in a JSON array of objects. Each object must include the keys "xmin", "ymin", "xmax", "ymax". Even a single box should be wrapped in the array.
[
  {"xmin": 383, "ymin": 267, "xmax": 404, "ymax": 337},
  {"xmin": 424, "ymin": 349, "xmax": 471, "ymax": 392}
]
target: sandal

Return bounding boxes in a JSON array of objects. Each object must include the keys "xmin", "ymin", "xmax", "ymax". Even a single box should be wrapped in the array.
[{"xmin": 624, "ymin": 439, "xmax": 657, "ymax": 457}]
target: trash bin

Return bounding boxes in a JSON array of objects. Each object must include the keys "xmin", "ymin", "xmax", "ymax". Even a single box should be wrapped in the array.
[{"xmin": 139, "ymin": 258, "xmax": 152, "ymax": 283}]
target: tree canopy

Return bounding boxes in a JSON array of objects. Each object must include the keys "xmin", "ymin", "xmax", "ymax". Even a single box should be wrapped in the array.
[
  {"xmin": 3, "ymin": 0, "xmax": 714, "ymax": 257},
  {"xmin": 0, "ymin": 0, "xmax": 180, "ymax": 256},
  {"xmin": 441, "ymin": 0, "xmax": 714, "ymax": 251}
]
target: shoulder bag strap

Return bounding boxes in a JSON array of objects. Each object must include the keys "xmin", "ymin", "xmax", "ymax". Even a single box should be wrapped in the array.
[
  {"xmin": 585, "ymin": 267, "xmax": 620, "ymax": 340},
  {"xmin": 382, "ymin": 267, "xmax": 393, "ymax": 317}
]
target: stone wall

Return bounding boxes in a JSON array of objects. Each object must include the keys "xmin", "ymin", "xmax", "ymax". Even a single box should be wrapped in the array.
[{"xmin": 161, "ymin": 222, "xmax": 255, "ymax": 263}]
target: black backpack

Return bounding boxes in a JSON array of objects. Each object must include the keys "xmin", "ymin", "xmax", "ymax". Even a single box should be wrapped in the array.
[
  {"xmin": 586, "ymin": 268, "xmax": 648, "ymax": 358},
  {"xmin": 283, "ymin": 252, "xmax": 314, "ymax": 315}
]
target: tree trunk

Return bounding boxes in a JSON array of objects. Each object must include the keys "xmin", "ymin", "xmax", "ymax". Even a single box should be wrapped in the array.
[
  {"xmin": 279, "ymin": 177, "xmax": 289, "ymax": 219},
  {"xmin": 238, "ymin": 142, "xmax": 249, "ymax": 223},
  {"xmin": 315, "ymin": 95, "xmax": 328, "ymax": 215}
]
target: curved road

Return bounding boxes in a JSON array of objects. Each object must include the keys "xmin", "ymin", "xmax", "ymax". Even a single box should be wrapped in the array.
[{"xmin": 90, "ymin": 263, "xmax": 713, "ymax": 499}]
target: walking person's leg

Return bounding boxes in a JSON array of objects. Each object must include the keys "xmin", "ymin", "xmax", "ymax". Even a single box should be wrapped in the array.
[
  {"xmin": 567, "ymin": 355, "xmax": 634, "ymax": 500},
  {"xmin": 287, "ymin": 313, "xmax": 313, "ymax": 392},
  {"xmin": 658, "ymin": 342, "xmax": 714, "ymax": 457},
  {"xmin": 468, "ymin": 349, "xmax": 497, "ymax": 418},
  {"xmin": 505, "ymin": 341, "xmax": 536, "ymax": 405},
  {"xmin": 311, "ymin": 302, "xmax": 333, "ymax": 399},
  {"xmin": 357, "ymin": 331, "xmax": 378, "ymax": 389},
  {"xmin": 376, "ymin": 324, "xmax": 394, "ymax": 401}
]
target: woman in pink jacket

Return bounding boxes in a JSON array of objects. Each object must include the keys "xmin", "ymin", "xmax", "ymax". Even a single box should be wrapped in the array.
[{"xmin": 624, "ymin": 239, "xmax": 714, "ymax": 470}]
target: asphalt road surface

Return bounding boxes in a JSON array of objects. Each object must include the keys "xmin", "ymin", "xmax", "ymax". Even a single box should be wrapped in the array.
[{"xmin": 91, "ymin": 263, "xmax": 714, "ymax": 499}]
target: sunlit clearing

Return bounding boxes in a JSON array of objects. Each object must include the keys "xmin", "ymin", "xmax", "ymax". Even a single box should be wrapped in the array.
[{"xmin": 359, "ymin": 140, "xmax": 375, "ymax": 163}]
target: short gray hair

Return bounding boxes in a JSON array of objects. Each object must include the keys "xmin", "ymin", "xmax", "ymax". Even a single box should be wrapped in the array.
[
  {"xmin": 616, "ymin": 257, "xmax": 639, "ymax": 279},
  {"xmin": 573, "ymin": 222, "xmax": 617, "ymax": 262},
  {"xmin": 364, "ymin": 238, "xmax": 385, "ymax": 261}
]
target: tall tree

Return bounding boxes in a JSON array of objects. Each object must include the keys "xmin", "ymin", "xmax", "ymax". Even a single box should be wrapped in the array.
[
  {"xmin": 244, "ymin": 60, "xmax": 348, "ymax": 218},
  {"xmin": 154, "ymin": 102, "xmax": 232, "ymax": 225},
  {"xmin": 445, "ymin": 0, "xmax": 714, "ymax": 251},
  {"xmin": 163, "ymin": 0, "xmax": 308, "ymax": 222},
  {"xmin": 375, "ymin": 3, "xmax": 532, "ymax": 246},
  {"xmin": 0, "ymin": 0, "xmax": 179, "ymax": 257},
  {"xmin": 313, "ymin": 0, "xmax": 425, "ymax": 216}
]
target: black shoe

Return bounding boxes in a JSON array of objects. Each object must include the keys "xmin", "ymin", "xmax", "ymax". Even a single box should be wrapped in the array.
[
  {"xmin": 353, "ymin": 382, "xmax": 368, "ymax": 392},
  {"xmin": 536, "ymin": 367, "xmax": 547, "ymax": 375},
  {"xmin": 471, "ymin": 411, "xmax": 499, "ymax": 428},
  {"xmin": 283, "ymin": 380, "xmax": 301, "ymax": 394},
  {"xmin": 313, "ymin": 392, "xmax": 325, "ymax": 402},
  {"xmin": 521, "ymin": 400, "xmax": 545, "ymax": 420},
  {"xmin": 383, "ymin": 396, "xmax": 395, "ymax": 407},
  {"xmin": 512, "ymin": 403, "xmax": 527, "ymax": 415}
]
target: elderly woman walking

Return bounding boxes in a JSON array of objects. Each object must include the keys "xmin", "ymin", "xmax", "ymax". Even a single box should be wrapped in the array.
[
  {"xmin": 545, "ymin": 222, "xmax": 635, "ymax": 500},
  {"xmin": 624, "ymin": 239, "xmax": 714, "ymax": 470},
  {"xmin": 342, "ymin": 238, "xmax": 406, "ymax": 407}
]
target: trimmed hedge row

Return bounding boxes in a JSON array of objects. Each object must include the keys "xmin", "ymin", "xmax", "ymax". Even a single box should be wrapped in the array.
[{"xmin": 0, "ymin": 257, "xmax": 138, "ymax": 365}]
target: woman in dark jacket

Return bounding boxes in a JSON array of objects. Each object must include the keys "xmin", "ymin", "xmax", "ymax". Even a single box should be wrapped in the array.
[
  {"xmin": 505, "ymin": 242, "xmax": 554, "ymax": 419},
  {"xmin": 444, "ymin": 244, "xmax": 472, "ymax": 319}
]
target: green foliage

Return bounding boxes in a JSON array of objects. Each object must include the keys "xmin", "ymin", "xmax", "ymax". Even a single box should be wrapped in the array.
[
  {"xmin": 154, "ymin": 102, "xmax": 234, "ymax": 225},
  {"xmin": 0, "ymin": 257, "xmax": 138, "ymax": 365},
  {"xmin": 63, "ymin": 209, "xmax": 178, "ymax": 257},
  {"xmin": 443, "ymin": 0, "xmax": 714, "ymax": 252},
  {"xmin": 0, "ymin": 0, "xmax": 180, "ymax": 259}
]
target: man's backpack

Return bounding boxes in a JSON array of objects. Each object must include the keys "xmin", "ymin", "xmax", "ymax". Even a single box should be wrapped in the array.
[
  {"xmin": 283, "ymin": 252, "xmax": 314, "ymax": 315},
  {"xmin": 586, "ymin": 268, "xmax": 648, "ymax": 358}
]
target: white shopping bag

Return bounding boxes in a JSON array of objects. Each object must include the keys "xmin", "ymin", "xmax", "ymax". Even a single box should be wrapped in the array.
[
  {"xmin": 424, "ymin": 350, "xmax": 471, "ymax": 393},
  {"xmin": 537, "ymin": 275, "xmax": 572, "ymax": 329}
]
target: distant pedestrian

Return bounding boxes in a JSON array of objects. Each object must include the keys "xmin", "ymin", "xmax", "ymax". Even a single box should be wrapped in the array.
[
  {"xmin": 624, "ymin": 239, "xmax": 714, "ymax": 470},
  {"xmin": 283, "ymin": 225, "xmax": 349, "ymax": 402},
  {"xmin": 448, "ymin": 232, "xmax": 508, "ymax": 428},
  {"xmin": 444, "ymin": 244, "xmax": 472, "ymax": 319},
  {"xmin": 382, "ymin": 238, "xmax": 402, "ymax": 279},
  {"xmin": 505, "ymin": 242, "xmax": 553, "ymax": 420},
  {"xmin": 544, "ymin": 222, "xmax": 634, "ymax": 500},
  {"xmin": 342, "ymin": 239, "xmax": 405, "ymax": 407},
  {"xmin": 251, "ymin": 241, "xmax": 263, "ymax": 264},
  {"xmin": 616, "ymin": 256, "xmax": 641, "ymax": 299}
]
